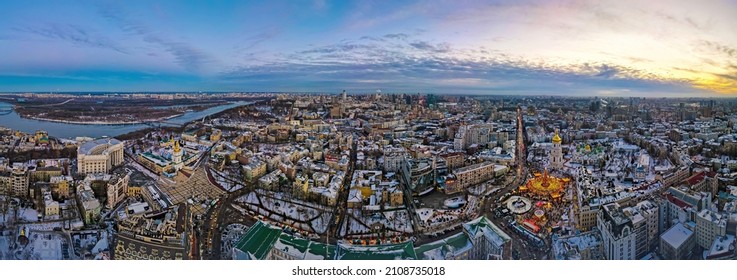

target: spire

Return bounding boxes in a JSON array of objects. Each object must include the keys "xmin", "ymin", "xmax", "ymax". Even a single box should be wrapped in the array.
[
  {"xmin": 552, "ymin": 129, "xmax": 562, "ymax": 144},
  {"xmin": 174, "ymin": 140, "xmax": 180, "ymax": 153}
]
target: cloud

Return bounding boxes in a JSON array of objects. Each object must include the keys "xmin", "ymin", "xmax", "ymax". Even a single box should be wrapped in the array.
[
  {"xmin": 97, "ymin": 4, "xmax": 214, "ymax": 72},
  {"xmin": 409, "ymin": 41, "xmax": 450, "ymax": 53},
  {"xmin": 384, "ymin": 33, "xmax": 409, "ymax": 40},
  {"xmin": 217, "ymin": 37, "xmax": 700, "ymax": 95},
  {"xmin": 11, "ymin": 23, "xmax": 128, "ymax": 54},
  {"xmin": 235, "ymin": 28, "xmax": 281, "ymax": 52}
]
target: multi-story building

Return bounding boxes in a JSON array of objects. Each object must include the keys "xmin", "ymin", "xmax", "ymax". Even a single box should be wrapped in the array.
[
  {"xmin": 440, "ymin": 152, "xmax": 465, "ymax": 171},
  {"xmin": 78, "ymin": 183, "xmax": 101, "ymax": 225},
  {"xmin": 137, "ymin": 152, "xmax": 171, "ymax": 175},
  {"xmin": 11, "ymin": 164, "xmax": 29, "ymax": 198},
  {"xmin": 622, "ymin": 200, "xmax": 659, "ymax": 258},
  {"xmin": 113, "ymin": 204, "xmax": 188, "ymax": 260},
  {"xmin": 659, "ymin": 223, "xmax": 696, "ymax": 260},
  {"xmin": 452, "ymin": 161, "xmax": 499, "ymax": 190},
  {"xmin": 598, "ymin": 203, "xmax": 636, "ymax": 260},
  {"xmin": 683, "ymin": 171, "xmax": 718, "ymax": 196},
  {"xmin": 552, "ymin": 231, "xmax": 604, "ymax": 260},
  {"xmin": 660, "ymin": 187, "xmax": 711, "ymax": 230},
  {"xmin": 638, "ymin": 200, "xmax": 660, "ymax": 252},
  {"xmin": 704, "ymin": 235, "xmax": 736, "ymax": 260},
  {"xmin": 400, "ymin": 157, "xmax": 434, "ymax": 195},
  {"xmin": 77, "ymin": 138, "xmax": 124, "ymax": 174},
  {"xmin": 0, "ymin": 171, "xmax": 10, "ymax": 196},
  {"xmin": 49, "ymin": 175, "xmax": 72, "ymax": 199},
  {"xmin": 382, "ymin": 147, "xmax": 407, "ymax": 172},
  {"xmin": 622, "ymin": 206, "xmax": 648, "ymax": 259},
  {"xmin": 661, "ymin": 167, "xmax": 689, "ymax": 188},
  {"xmin": 576, "ymin": 205, "xmax": 599, "ymax": 231},
  {"xmin": 42, "ymin": 190, "xmax": 59, "ymax": 217},
  {"xmin": 107, "ymin": 173, "xmax": 130, "ymax": 209},
  {"xmin": 695, "ymin": 209, "xmax": 727, "ymax": 250},
  {"xmin": 242, "ymin": 160, "xmax": 266, "ymax": 182}
]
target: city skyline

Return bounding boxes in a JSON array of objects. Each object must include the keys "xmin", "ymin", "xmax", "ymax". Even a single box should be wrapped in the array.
[{"xmin": 1, "ymin": 0, "xmax": 736, "ymax": 96}]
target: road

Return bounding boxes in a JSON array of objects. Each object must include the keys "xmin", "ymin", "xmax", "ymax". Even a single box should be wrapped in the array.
[
  {"xmin": 328, "ymin": 140, "xmax": 357, "ymax": 239},
  {"xmin": 474, "ymin": 105, "xmax": 548, "ymax": 260}
]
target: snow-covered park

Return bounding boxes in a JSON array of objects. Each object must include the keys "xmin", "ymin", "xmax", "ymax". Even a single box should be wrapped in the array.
[{"xmin": 236, "ymin": 190, "xmax": 333, "ymax": 234}]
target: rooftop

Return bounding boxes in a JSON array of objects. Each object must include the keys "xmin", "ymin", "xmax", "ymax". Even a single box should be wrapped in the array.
[
  {"xmin": 233, "ymin": 221, "xmax": 282, "ymax": 260},
  {"xmin": 79, "ymin": 138, "xmax": 122, "ymax": 155},
  {"xmin": 661, "ymin": 223, "xmax": 694, "ymax": 249},
  {"xmin": 335, "ymin": 241, "xmax": 417, "ymax": 260}
]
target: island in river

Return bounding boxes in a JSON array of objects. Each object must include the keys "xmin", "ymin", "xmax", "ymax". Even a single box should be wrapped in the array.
[
  {"xmin": 0, "ymin": 93, "xmax": 272, "ymax": 139},
  {"xmin": 10, "ymin": 95, "xmax": 229, "ymax": 125}
]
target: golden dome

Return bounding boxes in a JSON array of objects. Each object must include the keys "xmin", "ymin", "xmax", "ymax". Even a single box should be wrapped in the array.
[{"xmin": 552, "ymin": 132, "xmax": 562, "ymax": 143}]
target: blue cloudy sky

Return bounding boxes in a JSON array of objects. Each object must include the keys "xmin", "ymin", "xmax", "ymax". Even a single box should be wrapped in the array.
[{"xmin": 0, "ymin": 0, "xmax": 736, "ymax": 96}]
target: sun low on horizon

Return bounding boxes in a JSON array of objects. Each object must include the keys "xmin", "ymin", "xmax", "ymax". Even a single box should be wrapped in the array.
[{"xmin": 0, "ymin": 0, "xmax": 735, "ymax": 96}]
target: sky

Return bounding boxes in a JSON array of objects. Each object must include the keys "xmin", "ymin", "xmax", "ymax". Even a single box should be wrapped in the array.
[{"xmin": 0, "ymin": 0, "xmax": 736, "ymax": 96}]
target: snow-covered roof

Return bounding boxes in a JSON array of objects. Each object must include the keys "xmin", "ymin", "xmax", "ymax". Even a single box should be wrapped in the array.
[{"xmin": 661, "ymin": 223, "xmax": 694, "ymax": 249}]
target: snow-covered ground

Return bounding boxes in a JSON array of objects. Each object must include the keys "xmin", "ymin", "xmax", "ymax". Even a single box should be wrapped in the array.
[
  {"xmin": 23, "ymin": 221, "xmax": 64, "ymax": 231},
  {"xmin": 343, "ymin": 209, "xmax": 413, "ymax": 236},
  {"xmin": 417, "ymin": 208, "xmax": 460, "ymax": 224},
  {"xmin": 210, "ymin": 169, "xmax": 244, "ymax": 192},
  {"xmin": 18, "ymin": 208, "xmax": 40, "ymax": 222},
  {"xmin": 92, "ymin": 234, "xmax": 108, "ymax": 254},
  {"xmin": 0, "ymin": 236, "xmax": 11, "ymax": 260},
  {"xmin": 236, "ymin": 192, "xmax": 259, "ymax": 205},
  {"xmin": 72, "ymin": 232, "xmax": 103, "ymax": 254},
  {"xmin": 238, "ymin": 191, "xmax": 333, "ymax": 234},
  {"xmin": 17, "ymin": 233, "xmax": 65, "ymax": 260},
  {"xmin": 310, "ymin": 212, "xmax": 331, "ymax": 234},
  {"xmin": 129, "ymin": 159, "xmax": 160, "ymax": 180}
]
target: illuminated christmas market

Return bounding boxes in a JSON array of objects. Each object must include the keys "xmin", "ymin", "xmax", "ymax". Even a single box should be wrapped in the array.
[{"xmin": 519, "ymin": 169, "xmax": 570, "ymax": 201}]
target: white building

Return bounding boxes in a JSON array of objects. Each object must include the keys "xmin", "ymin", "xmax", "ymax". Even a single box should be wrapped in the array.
[
  {"xmin": 43, "ymin": 190, "xmax": 59, "ymax": 216},
  {"xmin": 77, "ymin": 138, "xmax": 124, "ymax": 174},
  {"xmin": 106, "ymin": 172, "xmax": 130, "ymax": 209},
  {"xmin": 695, "ymin": 209, "xmax": 727, "ymax": 250},
  {"xmin": 598, "ymin": 203, "xmax": 636, "ymax": 260}
]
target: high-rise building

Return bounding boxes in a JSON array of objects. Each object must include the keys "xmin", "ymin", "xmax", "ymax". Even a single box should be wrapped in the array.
[{"xmin": 11, "ymin": 164, "xmax": 29, "ymax": 198}]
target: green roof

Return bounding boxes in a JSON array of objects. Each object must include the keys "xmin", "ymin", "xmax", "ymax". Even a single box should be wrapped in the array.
[
  {"xmin": 463, "ymin": 216, "xmax": 511, "ymax": 247},
  {"xmin": 336, "ymin": 241, "xmax": 417, "ymax": 260},
  {"xmin": 233, "ymin": 222, "xmax": 282, "ymax": 260},
  {"xmin": 306, "ymin": 240, "xmax": 336, "ymax": 260},
  {"xmin": 234, "ymin": 221, "xmax": 337, "ymax": 260},
  {"xmin": 274, "ymin": 233, "xmax": 337, "ymax": 260},
  {"xmin": 415, "ymin": 232, "xmax": 473, "ymax": 260}
]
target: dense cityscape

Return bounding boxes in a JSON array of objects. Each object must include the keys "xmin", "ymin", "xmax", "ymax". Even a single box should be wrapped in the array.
[{"xmin": 1, "ymin": 92, "xmax": 736, "ymax": 260}]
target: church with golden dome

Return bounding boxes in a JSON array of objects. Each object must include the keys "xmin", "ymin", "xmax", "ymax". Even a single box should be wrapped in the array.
[
  {"xmin": 171, "ymin": 139, "xmax": 184, "ymax": 171},
  {"xmin": 549, "ymin": 128, "xmax": 563, "ymax": 169}
]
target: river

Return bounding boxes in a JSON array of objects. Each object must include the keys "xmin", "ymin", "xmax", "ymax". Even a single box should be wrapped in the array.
[{"xmin": 0, "ymin": 101, "xmax": 250, "ymax": 139}]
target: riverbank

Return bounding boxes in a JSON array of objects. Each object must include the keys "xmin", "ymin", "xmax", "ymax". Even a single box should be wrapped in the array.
[
  {"xmin": 19, "ymin": 113, "xmax": 185, "ymax": 125},
  {"xmin": 0, "ymin": 98, "xmax": 270, "ymax": 139}
]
